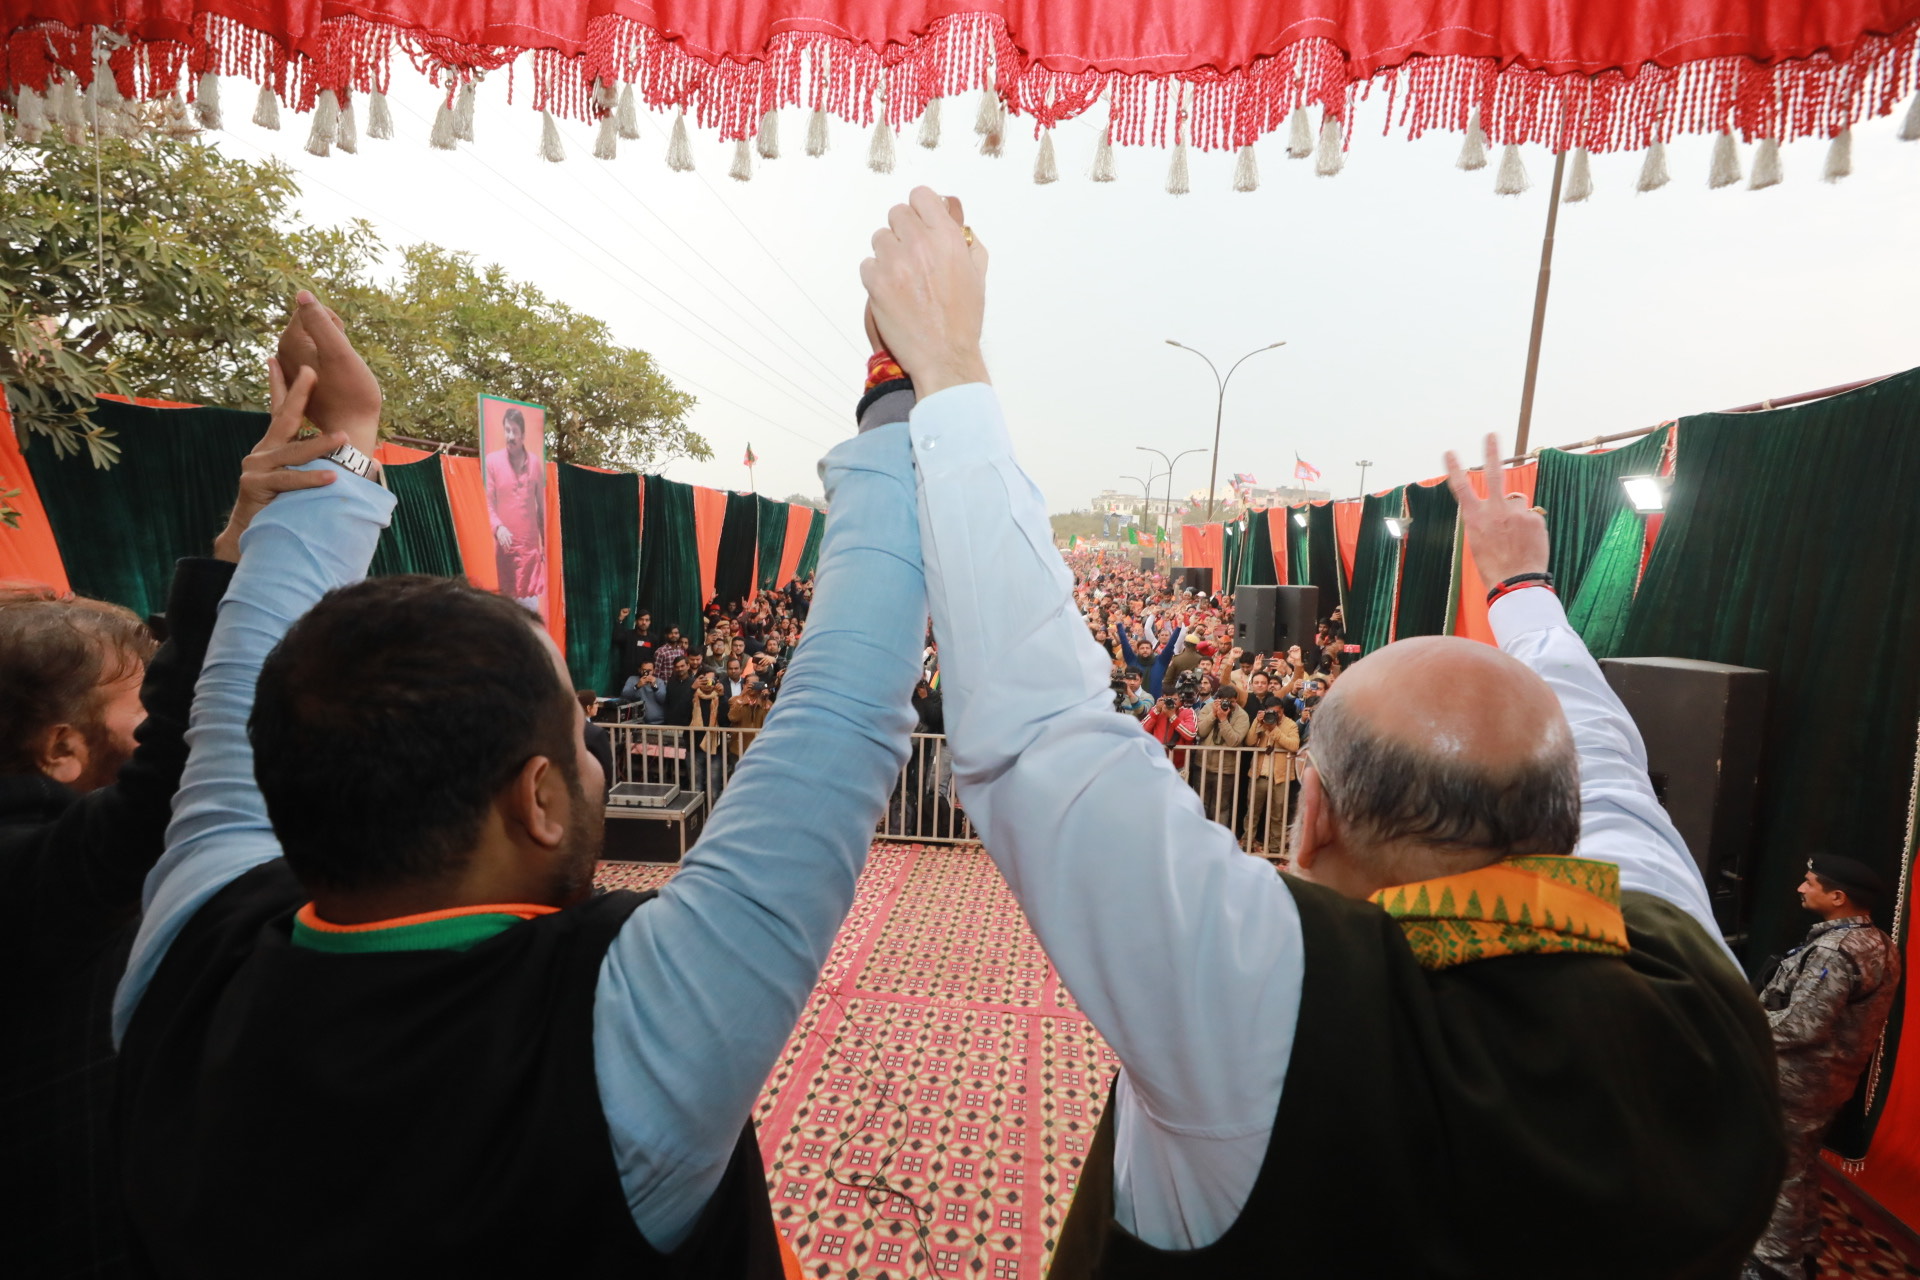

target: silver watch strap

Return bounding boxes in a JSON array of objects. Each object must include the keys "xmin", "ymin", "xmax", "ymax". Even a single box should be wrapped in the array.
[{"xmin": 324, "ymin": 442, "xmax": 376, "ymax": 480}]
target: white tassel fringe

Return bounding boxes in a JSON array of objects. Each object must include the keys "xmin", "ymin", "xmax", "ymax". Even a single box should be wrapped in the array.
[
  {"xmin": 452, "ymin": 81, "xmax": 476, "ymax": 142},
  {"xmin": 430, "ymin": 101, "xmax": 458, "ymax": 150},
  {"xmin": 1708, "ymin": 131, "xmax": 1742, "ymax": 188},
  {"xmin": 869, "ymin": 120, "xmax": 896, "ymax": 173},
  {"xmin": 306, "ymin": 89, "xmax": 338, "ymax": 157},
  {"xmin": 1901, "ymin": 94, "xmax": 1920, "ymax": 142},
  {"xmin": 1637, "ymin": 141, "xmax": 1670, "ymax": 192},
  {"xmin": 1561, "ymin": 147, "xmax": 1592, "ymax": 202},
  {"xmin": 1824, "ymin": 129, "xmax": 1852, "ymax": 182},
  {"xmin": 334, "ymin": 94, "xmax": 358, "ymax": 153},
  {"xmin": 1166, "ymin": 142, "xmax": 1190, "ymax": 194},
  {"xmin": 1233, "ymin": 144, "xmax": 1259, "ymax": 192},
  {"xmin": 1034, "ymin": 129, "xmax": 1058, "ymax": 184},
  {"xmin": 252, "ymin": 83, "xmax": 280, "ymax": 131},
  {"xmin": 1749, "ymin": 138, "xmax": 1782, "ymax": 190},
  {"xmin": 806, "ymin": 108, "xmax": 828, "ymax": 157},
  {"xmin": 193, "ymin": 72, "xmax": 221, "ymax": 130},
  {"xmin": 616, "ymin": 85, "xmax": 640, "ymax": 140},
  {"xmin": 1315, "ymin": 116, "xmax": 1345, "ymax": 177},
  {"xmin": 756, "ymin": 109, "xmax": 779, "ymax": 159},
  {"xmin": 1493, "ymin": 143, "xmax": 1528, "ymax": 194},
  {"xmin": 1091, "ymin": 126, "xmax": 1116, "ymax": 181},
  {"xmin": 539, "ymin": 110, "xmax": 565, "ymax": 162},
  {"xmin": 1286, "ymin": 107, "xmax": 1313, "ymax": 159},
  {"xmin": 367, "ymin": 91, "xmax": 393, "ymax": 140},
  {"xmin": 595, "ymin": 114, "xmax": 619, "ymax": 160},
  {"xmin": 977, "ymin": 89, "xmax": 1004, "ymax": 157},
  {"xmin": 667, "ymin": 111, "xmax": 694, "ymax": 170},
  {"xmin": 918, "ymin": 97, "xmax": 941, "ymax": 149},
  {"xmin": 1458, "ymin": 109, "xmax": 1489, "ymax": 170},
  {"xmin": 15, "ymin": 88, "xmax": 45, "ymax": 141},
  {"xmin": 730, "ymin": 137, "xmax": 753, "ymax": 180}
]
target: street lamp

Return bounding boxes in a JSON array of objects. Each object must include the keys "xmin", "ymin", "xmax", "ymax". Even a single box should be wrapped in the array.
[
  {"xmin": 1165, "ymin": 339, "xmax": 1287, "ymax": 520},
  {"xmin": 1120, "ymin": 471, "xmax": 1165, "ymax": 537},
  {"xmin": 1136, "ymin": 445, "xmax": 1205, "ymax": 553},
  {"xmin": 1355, "ymin": 459, "xmax": 1374, "ymax": 500}
]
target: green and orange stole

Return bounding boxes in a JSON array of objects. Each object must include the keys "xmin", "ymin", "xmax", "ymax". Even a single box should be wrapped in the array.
[{"xmin": 1371, "ymin": 855, "xmax": 1631, "ymax": 971}]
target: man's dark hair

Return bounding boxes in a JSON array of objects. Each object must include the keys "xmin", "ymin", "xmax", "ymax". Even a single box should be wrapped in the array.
[
  {"xmin": 503, "ymin": 406, "xmax": 526, "ymax": 435},
  {"xmin": 0, "ymin": 592, "xmax": 154, "ymax": 774},
  {"xmin": 1310, "ymin": 694, "xmax": 1579, "ymax": 872},
  {"xmin": 251, "ymin": 576, "xmax": 579, "ymax": 893}
]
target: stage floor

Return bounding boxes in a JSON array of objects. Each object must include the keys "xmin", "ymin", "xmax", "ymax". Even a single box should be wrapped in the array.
[{"xmin": 595, "ymin": 843, "xmax": 1920, "ymax": 1279}]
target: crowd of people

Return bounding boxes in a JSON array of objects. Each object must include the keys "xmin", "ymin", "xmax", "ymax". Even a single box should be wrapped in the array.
[{"xmin": 0, "ymin": 190, "xmax": 1902, "ymax": 1280}]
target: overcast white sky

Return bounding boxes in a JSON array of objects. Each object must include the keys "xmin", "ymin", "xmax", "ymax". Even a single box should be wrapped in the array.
[{"xmin": 204, "ymin": 63, "xmax": 1920, "ymax": 511}]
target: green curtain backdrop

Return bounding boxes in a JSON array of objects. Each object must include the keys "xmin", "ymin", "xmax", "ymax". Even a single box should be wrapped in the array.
[
  {"xmin": 1535, "ymin": 426, "xmax": 1670, "ymax": 605},
  {"xmin": 1243, "ymin": 513, "xmax": 1277, "ymax": 587},
  {"xmin": 714, "ymin": 491, "xmax": 759, "ymax": 609},
  {"xmin": 1307, "ymin": 503, "xmax": 1344, "ymax": 617},
  {"xmin": 1221, "ymin": 521, "xmax": 1241, "ymax": 592},
  {"xmin": 26, "ymin": 399, "xmax": 264, "ymax": 618},
  {"xmin": 1286, "ymin": 508, "xmax": 1310, "ymax": 588},
  {"xmin": 369, "ymin": 453, "xmax": 462, "ymax": 580},
  {"xmin": 795, "ymin": 509, "xmax": 824, "ymax": 580},
  {"xmin": 755, "ymin": 495, "xmax": 788, "ymax": 592},
  {"xmin": 1623, "ymin": 373, "xmax": 1920, "ymax": 960},
  {"xmin": 638, "ymin": 475, "xmax": 704, "ymax": 647},
  {"xmin": 1621, "ymin": 370, "xmax": 1920, "ymax": 1155},
  {"xmin": 1395, "ymin": 481, "xmax": 1460, "ymax": 640},
  {"xmin": 1347, "ymin": 488, "xmax": 1405, "ymax": 654},
  {"xmin": 557, "ymin": 463, "xmax": 641, "ymax": 695},
  {"xmin": 1561, "ymin": 506, "xmax": 1646, "ymax": 659}
]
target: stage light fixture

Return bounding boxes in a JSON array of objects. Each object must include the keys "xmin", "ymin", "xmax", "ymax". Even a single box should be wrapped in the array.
[
  {"xmin": 1621, "ymin": 475, "xmax": 1670, "ymax": 513},
  {"xmin": 1292, "ymin": 511, "xmax": 1308, "ymax": 527},
  {"xmin": 1384, "ymin": 517, "xmax": 1407, "ymax": 539}
]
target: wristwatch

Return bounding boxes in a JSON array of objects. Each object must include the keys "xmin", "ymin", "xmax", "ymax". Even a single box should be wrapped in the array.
[{"xmin": 324, "ymin": 441, "xmax": 381, "ymax": 483}]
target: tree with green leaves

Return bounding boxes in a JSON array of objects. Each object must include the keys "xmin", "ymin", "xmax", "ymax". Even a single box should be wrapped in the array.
[{"xmin": 1, "ymin": 127, "xmax": 706, "ymax": 488}]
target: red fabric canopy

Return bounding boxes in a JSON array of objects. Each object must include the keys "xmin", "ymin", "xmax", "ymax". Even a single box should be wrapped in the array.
[{"xmin": 8, "ymin": 2, "xmax": 1917, "ymax": 154}]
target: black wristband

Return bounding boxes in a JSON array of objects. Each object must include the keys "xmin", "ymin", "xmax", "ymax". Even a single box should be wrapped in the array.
[
  {"xmin": 1487, "ymin": 572, "xmax": 1554, "ymax": 604},
  {"xmin": 855, "ymin": 376, "xmax": 914, "ymax": 424}
]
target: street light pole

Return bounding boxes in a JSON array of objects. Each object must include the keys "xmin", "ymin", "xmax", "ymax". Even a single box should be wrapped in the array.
[
  {"xmin": 1120, "ymin": 472, "xmax": 1164, "ymax": 539},
  {"xmin": 1355, "ymin": 459, "xmax": 1373, "ymax": 500},
  {"xmin": 1136, "ymin": 445, "xmax": 1205, "ymax": 555},
  {"xmin": 1166, "ymin": 340, "xmax": 1287, "ymax": 520}
]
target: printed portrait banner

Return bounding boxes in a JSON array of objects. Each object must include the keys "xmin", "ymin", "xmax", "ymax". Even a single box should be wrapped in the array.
[{"xmin": 479, "ymin": 394, "xmax": 550, "ymax": 621}]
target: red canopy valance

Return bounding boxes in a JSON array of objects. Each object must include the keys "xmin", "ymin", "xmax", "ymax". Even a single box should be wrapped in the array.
[{"xmin": 7, "ymin": 2, "xmax": 1918, "ymax": 160}]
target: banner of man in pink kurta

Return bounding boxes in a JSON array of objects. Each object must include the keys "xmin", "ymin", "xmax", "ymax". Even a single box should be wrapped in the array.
[{"xmin": 479, "ymin": 394, "xmax": 549, "ymax": 619}]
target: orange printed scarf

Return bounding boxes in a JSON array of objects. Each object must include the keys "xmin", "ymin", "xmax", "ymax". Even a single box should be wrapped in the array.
[{"xmin": 1371, "ymin": 855, "xmax": 1631, "ymax": 971}]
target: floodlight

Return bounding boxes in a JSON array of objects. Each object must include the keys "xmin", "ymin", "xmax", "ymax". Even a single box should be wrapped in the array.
[{"xmin": 1621, "ymin": 475, "xmax": 1670, "ymax": 513}]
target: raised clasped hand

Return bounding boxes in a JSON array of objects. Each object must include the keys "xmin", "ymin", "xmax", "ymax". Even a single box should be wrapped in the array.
[
  {"xmin": 859, "ymin": 188, "xmax": 990, "ymax": 397},
  {"xmin": 274, "ymin": 290, "xmax": 382, "ymax": 457},
  {"xmin": 212, "ymin": 360, "xmax": 344, "ymax": 562}
]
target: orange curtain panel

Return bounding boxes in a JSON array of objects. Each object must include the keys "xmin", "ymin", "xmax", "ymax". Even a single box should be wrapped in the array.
[
  {"xmin": 691, "ymin": 485, "xmax": 728, "ymax": 608},
  {"xmin": 777, "ymin": 506, "xmax": 812, "ymax": 587},
  {"xmin": 1265, "ymin": 507, "xmax": 1289, "ymax": 584},
  {"xmin": 1333, "ymin": 500, "xmax": 1364, "ymax": 587},
  {"xmin": 0, "ymin": 400, "xmax": 72, "ymax": 594},
  {"xmin": 441, "ymin": 455, "xmax": 496, "ymax": 591}
]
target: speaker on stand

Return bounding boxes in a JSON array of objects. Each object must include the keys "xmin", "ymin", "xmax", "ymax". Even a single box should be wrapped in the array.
[{"xmin": 1234, "ymin": 585, "xmax": 1320, "ymax": 655}]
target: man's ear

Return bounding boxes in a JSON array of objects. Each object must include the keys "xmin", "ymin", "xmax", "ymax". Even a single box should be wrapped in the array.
[
  {"xmin": 37, "ymin": 724, "xmax": 89, "ymax": 786},
  {"xmin": 502, "ymin": 755, "xmax": 569, "ymax": 850},
  {"xmin": 1292, "ymin": 767, "xmax": 1334, "ymax": 874}
]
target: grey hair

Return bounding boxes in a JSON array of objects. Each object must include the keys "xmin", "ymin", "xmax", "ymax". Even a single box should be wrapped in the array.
[{"xmin": 1309, "ymin": 691, "xmax": 1579, "ymax": 872}]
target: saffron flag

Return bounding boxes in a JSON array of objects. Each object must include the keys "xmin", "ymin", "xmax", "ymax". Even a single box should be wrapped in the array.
[
  {"xmin": 1294, "ymin": 455, "xmax": 1322, "ymax": 482},
  {"xmin": 743, "ymin": 443, "xmax": 757, "ymax": 467}
]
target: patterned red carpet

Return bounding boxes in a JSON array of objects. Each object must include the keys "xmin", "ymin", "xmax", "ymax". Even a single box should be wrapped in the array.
[{"xmin": 595, "ymin": 843, "xmax": 1920, "ymax": 1279}]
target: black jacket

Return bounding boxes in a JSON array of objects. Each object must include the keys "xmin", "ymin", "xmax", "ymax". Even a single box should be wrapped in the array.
[{"xmin": 0, "ymin": 557, "xmax": 234, "ymax": 1278}]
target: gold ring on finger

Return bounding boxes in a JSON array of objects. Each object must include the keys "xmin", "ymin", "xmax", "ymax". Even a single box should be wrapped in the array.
[{"xmin": 963, "ymin": 225, "xmax": 975, "ymax": 247}]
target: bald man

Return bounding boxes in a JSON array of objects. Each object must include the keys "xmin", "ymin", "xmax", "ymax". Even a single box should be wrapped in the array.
[{"xmin": 862, "ymin": 187, "xmax": 1782, "ymax": 1279}]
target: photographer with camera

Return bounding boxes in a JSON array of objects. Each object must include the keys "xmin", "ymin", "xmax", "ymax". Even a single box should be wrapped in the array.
[
  {"xmin": 1243, "ymin": 699, "xmax": 1301, "ymax": 856},
  {"xmin": 1140, "ymin": 673, "xmax": 1198, "ymax": 771},
  {"xmin": 1192, "ymin": 683, "xmax": 1249, "ymax": 827}
]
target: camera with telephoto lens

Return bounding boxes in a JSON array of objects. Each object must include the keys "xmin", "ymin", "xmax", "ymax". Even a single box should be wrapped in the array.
[
  {"xmin": 1109, "ymin": 674, "xmax": 1132, "ymax": 713},
  {"xmin": 1173, "ymin": 668, "xmax": 1204, "ymax": 707}
]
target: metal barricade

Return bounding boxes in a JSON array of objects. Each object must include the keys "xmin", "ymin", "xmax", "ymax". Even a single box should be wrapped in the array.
[{"xmin": 601, "ymin": 723, "xmax": 1294, "ymax": 860}]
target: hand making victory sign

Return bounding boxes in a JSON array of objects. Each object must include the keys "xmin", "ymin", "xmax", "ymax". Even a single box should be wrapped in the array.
[{"xmin": 1444, "ymin": 433, "xmax": 1551, "ymax": 588}]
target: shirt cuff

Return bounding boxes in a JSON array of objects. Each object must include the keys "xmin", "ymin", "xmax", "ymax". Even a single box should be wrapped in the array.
[
  {"xmin": 909, "ymin": 383, "xmax": 1009, "ymax": 475},
  {"xmin": 1487, "ymin": 584, "xmax": 1571, "ymax": 647}
]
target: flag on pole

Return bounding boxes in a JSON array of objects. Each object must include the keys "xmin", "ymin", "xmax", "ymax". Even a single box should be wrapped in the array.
[
  {"xmin": 1069, "ymin": 534, "xmax": 1079, "ymax": 549},
  {"xmin": 743, "ymin": 443, "xmax": 758, "ymax": 467},
  {"xmin": 1293, "ymin": 454, "xmax": 1322, "ymax": 482},
  {"xmin": 1128, "ymin": 527, "xmax": 1139, "ymax": 545}
]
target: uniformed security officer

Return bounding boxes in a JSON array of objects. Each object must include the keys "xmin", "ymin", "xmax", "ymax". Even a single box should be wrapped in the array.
[{"xmin": 1746, "ymin": 854, "xmax": 1902, "ymax": 1280}]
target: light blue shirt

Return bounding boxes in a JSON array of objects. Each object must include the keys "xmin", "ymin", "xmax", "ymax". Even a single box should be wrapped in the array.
[
  {"xmin": 907, "ymin": 383, "xmax": 1730, "ymax": 1251},
  {"xmin": 116, "ymin": 423, "xmax": 927, "ymax": 1252}
]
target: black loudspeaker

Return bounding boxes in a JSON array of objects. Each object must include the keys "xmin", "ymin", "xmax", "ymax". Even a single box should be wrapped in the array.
[
  {"xmin": 1139, "ymin": 557, "xmax": 1156, "ymax": 574},
  {"xmin": 1180, "ymin": 567, "xmax": 1214, "ymax": 596},
  {"xmin": 1600, "ymin": 657, "xmax": 1769, "ymax": 942},
  {"xmin": 1234, "ymin": 585, "xmax": 1320, "ymax": 656}
]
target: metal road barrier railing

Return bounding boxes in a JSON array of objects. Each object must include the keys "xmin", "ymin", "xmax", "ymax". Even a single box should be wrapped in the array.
[{"xmin": 602, "ymin": 721, "xmax": 1297, "ymax": 862}]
